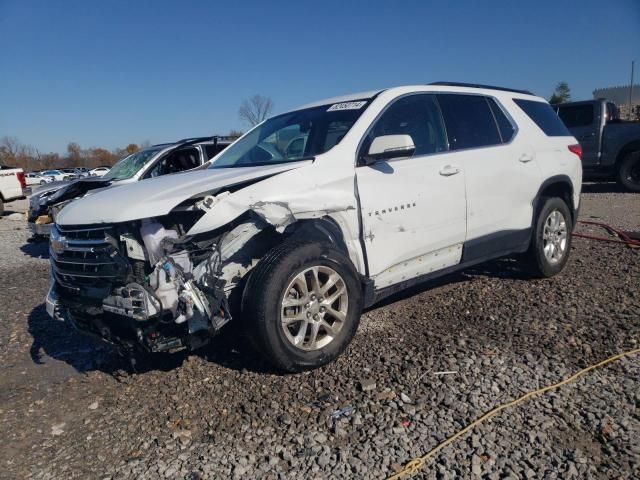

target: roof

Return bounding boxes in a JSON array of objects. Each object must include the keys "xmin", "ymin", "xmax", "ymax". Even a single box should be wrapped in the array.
[
  {"xmin": 428, "ymin": 81, "xmax": 533, "ymax": 95},
  {"xmin": 289, "ymin": 82, "xmax": 537, "ymax": 114}
]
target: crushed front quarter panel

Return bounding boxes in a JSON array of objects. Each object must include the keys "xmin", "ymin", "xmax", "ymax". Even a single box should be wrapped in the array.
[{"xmin": 55, "ymin": 163, "xmax": 311, "ymax": 226}]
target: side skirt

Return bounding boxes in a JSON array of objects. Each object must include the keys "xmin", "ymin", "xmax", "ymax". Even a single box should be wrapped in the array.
[{"xmin": 364, "ymin": 228, "xmax": 531, "ymax": 308}]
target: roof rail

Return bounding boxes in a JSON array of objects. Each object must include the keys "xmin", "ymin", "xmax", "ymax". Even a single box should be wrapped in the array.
[
  {"xmin": 174, "ymin": 136, "xmax": 216, "ymax": 144},
  {"xmin": 429, "ymin": 81, "xmax": 533, "ymax": 95}
]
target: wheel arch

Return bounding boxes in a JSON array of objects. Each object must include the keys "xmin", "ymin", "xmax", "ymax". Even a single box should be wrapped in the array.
[
  {"xmin": 532, "ymin": 175, "xmax": 576, "ymax": 227},
  {"xmin": 284, "ymin": 217, "xmax": 351, "ymax": 258},
  {"xmin": 615, "ymin": 140, "xmax": 640, "ymax": 165}
]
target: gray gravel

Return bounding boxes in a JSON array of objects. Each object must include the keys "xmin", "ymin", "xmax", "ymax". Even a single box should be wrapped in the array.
[{"xmin": 0, "ymin": 186, "xmax": 638, "ymax": 479}]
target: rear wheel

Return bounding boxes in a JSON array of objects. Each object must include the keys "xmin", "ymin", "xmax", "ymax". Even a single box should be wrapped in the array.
[
  {"xmin": 0, "ymin": 199, "xmax": 4, "ymax": 216},
  {"xmin": 617, "ymin": 152, "xmax": 640, "ymax": 192},
  {"xmin": 525, "ymin": 197, "xmax": 572, "ymax": 277},
  {"xmin": 242, "ymin": 240, "xmax": 362, "ymax": 372}
]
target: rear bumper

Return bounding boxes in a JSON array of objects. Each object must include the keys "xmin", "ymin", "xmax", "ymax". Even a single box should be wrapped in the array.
[{"xmin": 29, "ymin": 222, "xmax": 53, "ymax": 236}]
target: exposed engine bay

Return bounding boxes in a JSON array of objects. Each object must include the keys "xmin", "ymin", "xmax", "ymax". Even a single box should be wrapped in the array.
[{"xmin": 50, "ymin": 208, "xmax": 275, "ymax": 353}]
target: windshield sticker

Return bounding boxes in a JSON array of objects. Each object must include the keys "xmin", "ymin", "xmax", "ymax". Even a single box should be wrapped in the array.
[{"xmin": 327, "ymin": 101, "xmax": 367, "ymax": 112}]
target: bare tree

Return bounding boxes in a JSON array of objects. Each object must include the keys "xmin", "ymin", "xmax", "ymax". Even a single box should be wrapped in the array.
[
  {"xmin": 0, "ymin": 136, "xmax": 20, "ymax": 166},
  {"xmin": 238, "ymin": 94, "xmax": 274, "ymax": 127}
]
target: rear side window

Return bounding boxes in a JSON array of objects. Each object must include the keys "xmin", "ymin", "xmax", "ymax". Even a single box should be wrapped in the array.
[
  {"xmin": 514, "ymin": 99, "xmax": 571, "ymax": 136},
  {"xmin": 487, "ymin": 98, "xmax": 515, "ymax": 143},
  {"xmin": 436, "ymin": 94, "xmax": 502, "ymax": 150},
  {"xmin": 556, "ymin": 104, "xmax": 594, "ymax": 128},
  {"xmin": 205, "ymin": 143, "xmax": 229, "ymax": 159}
]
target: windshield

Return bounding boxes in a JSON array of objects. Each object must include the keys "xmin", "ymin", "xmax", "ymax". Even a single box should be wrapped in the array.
[
  {"xmin": 210, "ymin": 100, "xmax": 370, "ymax": 168},
  {"xmin": 103, "ymin": 147, "xmax": 163, "ymax": 180}
]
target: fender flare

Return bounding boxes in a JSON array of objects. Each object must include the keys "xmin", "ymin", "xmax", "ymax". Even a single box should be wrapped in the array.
[{"xmin": 531, "ymin": 174, "xmax": 577, "ymax": 226}]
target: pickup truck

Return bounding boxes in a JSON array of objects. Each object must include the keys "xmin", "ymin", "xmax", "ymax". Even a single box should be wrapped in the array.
[
  {"xmin": 0, "ymin": 166, "xmax": 27, "ymax": 215},
  {"xmin": 553, "ymin": 99, "xmax": 640, "ymax": 191}
]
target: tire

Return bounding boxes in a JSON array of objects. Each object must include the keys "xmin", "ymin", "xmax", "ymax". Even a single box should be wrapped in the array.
[
  {"xmin": 242, "ymin": 240, "xmax": 363, "ymax": 372},
  {"xmin": 525, "ymin": 197, "xmax": 573, "ymax": 277},
  {"xmin": 0, "ymin": 199, "xmax": 4, "ymax": 216},
  {"xmin": 617, "ymin": 152, "xmax": 640, "ymax": 192}
]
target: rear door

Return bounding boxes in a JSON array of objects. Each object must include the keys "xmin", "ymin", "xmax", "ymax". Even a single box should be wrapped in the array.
[
  {"xmin": 556, "ymin": 103, "xmax": 601, "ymax": 167},
  {"xmin": 436, "ymin": 94, "xmax": 541, "ymax": 257},
  {"xmin": 355, "ymin": 93, "xmax": 467, "ymax": 288}
]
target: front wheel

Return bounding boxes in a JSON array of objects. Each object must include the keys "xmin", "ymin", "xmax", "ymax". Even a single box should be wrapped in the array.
[
  {"xmin": 525, "ymin": 197, "xmax": 573, "ymax": 277},
  {"xmin": 242, "ymin": 241, "xmax": 363, "ymax": 372},
  {"xmin": 617, "ymin": 152, "xmax": 640, "ymax": 192}
]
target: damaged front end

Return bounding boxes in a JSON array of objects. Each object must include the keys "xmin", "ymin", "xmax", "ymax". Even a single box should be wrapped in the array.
[{"xmin": 48, "ymin": 211, "xmax": 267, "ymax": 353}]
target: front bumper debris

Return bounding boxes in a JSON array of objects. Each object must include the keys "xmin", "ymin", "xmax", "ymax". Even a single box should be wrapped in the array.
[
  {"xmin": 45, "ymin": 285, "xmax": 63, "ymax": 320},
  {"xmin": 29, "ymin": 221, "xmax": 53, "ymax": 236}
]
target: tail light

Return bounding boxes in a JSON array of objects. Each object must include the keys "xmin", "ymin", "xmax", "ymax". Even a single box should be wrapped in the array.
[
  {"xmin": 568, "ymin": 144, "xmax": 582, "ymax": 160},
  {"xmin": 16, "ymin": 171, "xmax": 26, "ymax": 189}
]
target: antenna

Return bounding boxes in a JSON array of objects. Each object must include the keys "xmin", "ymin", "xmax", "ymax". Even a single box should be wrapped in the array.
[{"xmin": 629, "ymin": 60, "xmax": 635, "ymax": 120}]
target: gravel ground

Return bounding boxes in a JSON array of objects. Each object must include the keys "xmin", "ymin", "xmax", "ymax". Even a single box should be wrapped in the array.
[{"xmin": 0, "ymin": 184, "xmax": 638, "ymax": 479}]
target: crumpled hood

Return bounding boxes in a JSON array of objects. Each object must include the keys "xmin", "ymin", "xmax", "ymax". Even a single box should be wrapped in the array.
[{"xmin": 56, "ymin": 163, "xmax": 307, "ymax": 225}]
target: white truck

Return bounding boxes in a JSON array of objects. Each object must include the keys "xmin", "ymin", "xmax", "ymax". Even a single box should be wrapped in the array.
[
  {"xmin": 47, "ymin": 83, "xmax": 582, "ymax": 371},
  {"xmin": 0, "ymin": 166, "xmax": 27, "ymax": 215}
]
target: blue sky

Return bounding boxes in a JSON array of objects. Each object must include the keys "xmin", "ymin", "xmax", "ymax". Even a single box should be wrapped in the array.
[{"xmin": 1, "ymin": 0, "xmax": 639, "ymax": 153}]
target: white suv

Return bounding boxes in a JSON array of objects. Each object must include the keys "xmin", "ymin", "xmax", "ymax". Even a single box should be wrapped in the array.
[{"xmin": 47, "ymin": 83, "xmax": 582, "ymax": 371}]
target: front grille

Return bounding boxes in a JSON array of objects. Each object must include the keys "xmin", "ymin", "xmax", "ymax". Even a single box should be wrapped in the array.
[{"xmin": 51, "ymin": 224, "xmax": 128, "ymax": 301}]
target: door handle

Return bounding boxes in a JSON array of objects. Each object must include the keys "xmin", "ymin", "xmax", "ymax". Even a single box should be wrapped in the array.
[
  {"xmin": 518, "ymin": 154, "xmax": 534, "ymax": 163},
  {"xmin": 439, "ymin": 165, "xmax": 461, "ymax": 176}
]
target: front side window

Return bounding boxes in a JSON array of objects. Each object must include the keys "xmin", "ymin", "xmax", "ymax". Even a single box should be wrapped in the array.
[
  {"xmin": 437, "ymin": 94, "xmax": 502, "ymax": 149},
  {"xmin": 557, "ymin": 104, "xmax": 595, "ymax": 128},
  {"xmin": 102, "ymin": 147, "xmax": 163, "ymax": 180},
  {"xmin": 210, "ymin": 101, "xmax": 370, "ymax": 168},
  {"xmin": 361, "ymin": 94, "xmax": 448, "ymax": 157}
]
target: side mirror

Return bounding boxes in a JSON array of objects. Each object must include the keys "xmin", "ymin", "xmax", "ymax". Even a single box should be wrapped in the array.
[{"xmin": 360, "ymin": 134, "xmax": 416, "ymax": 166}]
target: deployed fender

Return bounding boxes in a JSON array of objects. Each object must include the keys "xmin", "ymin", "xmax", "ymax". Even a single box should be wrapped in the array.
[{"xmin": 186, "ymin": 160, "xmax": 365, "ymax": 273}]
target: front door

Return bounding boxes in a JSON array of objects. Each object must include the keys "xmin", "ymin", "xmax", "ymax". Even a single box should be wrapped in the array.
[{"xmin": 355, "ymin": 93, "xmax": 467, "ymax": 289}]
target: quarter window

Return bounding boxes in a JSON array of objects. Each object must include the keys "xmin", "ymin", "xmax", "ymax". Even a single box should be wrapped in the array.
[
  {"xmin": 514, "ymin": 99, "xmax": 571, "ymax": 136},
  {"xmin": 487, "ymin": 98, "xmax": 515, "ymax": 143},
  {"xmin": 436, "ymin": 94, "xmax": 502, "ymax": 149},
  {"xmin": 362, "ymin": 94, "xmax": 448, "ymax": 158}
]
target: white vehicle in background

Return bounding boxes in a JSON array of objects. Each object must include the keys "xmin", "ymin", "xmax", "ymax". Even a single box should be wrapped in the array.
[
  {"xmin": 25, "ymin": 172, "xmax": 55, "ymax": 186},
  {"xmin": 47, "ymin": 83, "xmax": 582, "ymax": 371},
  {"xmin": 0, "ymin": 166, "xmax": 27, "ymax": 215},
  {"xmin": 29, "ymin": 137, "xmax": 232, "ymax": 237},
  {"xmin": 90, "ymin": 167, "xmax": 110, "ymax": 177},
  {"xmin": 40, "ymin": 169, "xmax": 72, "ymax": 182}
]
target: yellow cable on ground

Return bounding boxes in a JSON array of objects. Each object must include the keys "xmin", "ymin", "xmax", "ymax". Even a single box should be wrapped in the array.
[{"xmin": 386, "ymin": 347, "xmax": 640, "ymax": 480}]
